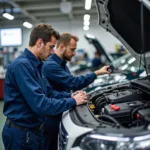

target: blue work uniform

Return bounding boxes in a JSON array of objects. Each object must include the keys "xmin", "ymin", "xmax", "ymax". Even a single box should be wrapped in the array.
[
  {"xmin": 43, "ymin": 53, "xmax": 97, "ymax": 92},
  {"xmin": 42, "ymin": 53, "xmax": 97, "ymax": 150},
  {"xmin": 92, "ymin": 57, "xmax": 102, "ymax": 68},
  {"xmin": 2, "ymin": 49, "xmax": 76, "ymax": 150}
]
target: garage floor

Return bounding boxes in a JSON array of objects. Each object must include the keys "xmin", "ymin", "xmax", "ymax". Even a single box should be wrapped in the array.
[{"xmin": 0, "ymin": 101, "xmax": 5, "ymax": 150}]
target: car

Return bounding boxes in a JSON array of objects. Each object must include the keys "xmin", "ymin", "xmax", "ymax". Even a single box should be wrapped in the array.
[
  {"xmin": 84, "ymin": 34, "xmax": 144, "ymax": 80},
  {"xmin": 86, "ymin": 73, "xmax": 127, "ymax": 93},
  {"xmin": 70, "ymin": 39, "xmax": 144, "ymax": 93},
  {"xmin": 85, "ymin": 42, "xmax": 144, "ymax": 92},
  {"xmin": 58, "ymin": 0, "xmax": 150, "ymax": 150}
]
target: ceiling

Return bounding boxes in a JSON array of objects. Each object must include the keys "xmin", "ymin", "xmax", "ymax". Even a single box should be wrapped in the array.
[{"xmin": 0, "ymin": 0, "xmax": 98, "ymax": 27}]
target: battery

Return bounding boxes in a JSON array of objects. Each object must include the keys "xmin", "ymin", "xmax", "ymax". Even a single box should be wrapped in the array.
[{"xmin": 104, "ymin": 101, "xmax": 143, "ymax": 124}]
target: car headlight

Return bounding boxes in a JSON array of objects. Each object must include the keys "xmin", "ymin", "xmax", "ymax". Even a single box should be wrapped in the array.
[{"xmin": 80, "ymin": 133, "xmax": 150, "ymax": 150}]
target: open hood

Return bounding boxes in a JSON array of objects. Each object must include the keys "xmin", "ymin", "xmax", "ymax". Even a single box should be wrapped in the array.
[
  {"xmin": 95, "ymin": 0, "xmax": 150, "ymax": 73},
  {"xmin": 85, "ymin": 34, "xmax": 114, "ymax": 64}
]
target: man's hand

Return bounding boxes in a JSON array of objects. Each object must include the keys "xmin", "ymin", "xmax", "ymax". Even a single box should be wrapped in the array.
[
  {"xmin": 94, "ymin": 66, "xmax": 110, "ymax": 76},
  {"xmin": 72, "ymin": 91, "xmax": 88, "ymax": 106},
  {"xmin": 71, "ymin": 90, "xmax": 86, "ymax": 97}
]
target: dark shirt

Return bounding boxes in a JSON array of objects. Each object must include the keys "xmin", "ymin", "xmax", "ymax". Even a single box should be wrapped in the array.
[
  {"xmin": 3, "ymin": 49, "xmax": 76, "ymax": 128},
  {"xmin": 42, "ymin": 53, "xmax": 97, "ymax": 92},
  {"xmin": 92, "ymin": 58, "xmax": 102, "ymax": 68}
]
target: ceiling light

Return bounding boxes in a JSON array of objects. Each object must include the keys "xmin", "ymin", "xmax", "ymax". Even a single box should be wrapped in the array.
[
  {"xmin": 23, "ymin": 22, "xmax": 33, "ymax": 29},
  {"xmin": 60, "ymin": 1, "xmax": 72, "ymax": 13},
  {"xmin": 85, "ymin": 34, "xmax": 95, "ymax": 39},
  {"xmin": 131, "ymin": 67, "xmax": 136, "ymax": 72},
  {"xmin": 121, "ymin": 64, "xmax": 128, "ymax": 70},
  {"xmin": 85, "ymin": 0, "xmax": 92, "ymax": 10},
  {"xmin": 84, "ymin": 14, "xmax": 90, "ymax": 21},
  {"xmin": 84, "ymin": 20, "xmax": 90, "ymax": 26},
  {"xmin": 128, "ymin": 57, "xmax": 136, "ymax": 64},
  {"xmin": 83, "ymin": 26, "xmax": 89, "ymax": 31},
  {"xmin": 3, "ymin": 13, "xmax": 14, "ymax": 20}
]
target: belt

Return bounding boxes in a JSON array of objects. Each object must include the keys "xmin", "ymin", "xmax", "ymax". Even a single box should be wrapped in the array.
[{"xmin": 6, "ymin": 119, "xmax": 43, "ymax": 131}]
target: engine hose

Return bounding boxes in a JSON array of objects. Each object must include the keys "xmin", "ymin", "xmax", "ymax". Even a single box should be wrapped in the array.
[
  {"xmin": 98, "ymin": 115, "xmax": 121, "ymax": 127},
  {"xmin": 131, "ymin": 105, "xmax": 144, "ymax": 121},
  {"xmin": 95, "ymin": 97, "xmax": 105, "ymax": 106},
  {"xmin": 143, "ymin": 113, "xmax": 150, "ymax": 129},
  {"xmin": 99, "ymin": 101, "xmax": 106, "ymax": 109}
]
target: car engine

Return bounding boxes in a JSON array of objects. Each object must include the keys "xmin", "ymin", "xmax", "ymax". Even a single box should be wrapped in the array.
[{"xmin": 88, "ymin": 78, "xmax": 150, "ymax": 128}]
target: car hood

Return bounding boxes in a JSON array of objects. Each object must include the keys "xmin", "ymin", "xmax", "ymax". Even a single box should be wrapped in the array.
[
  {"xmin": 95, "ymin": 0, "xmax": 150, "ymax": 73},
  {"xmin": 85, "ymin": 34, "xmax": 114, "ymax": 63}
]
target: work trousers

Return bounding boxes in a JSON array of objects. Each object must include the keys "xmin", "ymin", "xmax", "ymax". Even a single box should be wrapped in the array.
[
  {"xmin": 43, "ymin": 116, "xmax": 62, "ymax": 150},
  {"xmin": 2, "ymin": 123, "xmax": 44, "ymax": 150}
]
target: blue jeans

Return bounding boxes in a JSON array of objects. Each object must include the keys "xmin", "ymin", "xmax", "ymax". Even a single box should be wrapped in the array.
[{"xmin": 2, "ymin": 123, "xmax": 44, "ymax": 150}]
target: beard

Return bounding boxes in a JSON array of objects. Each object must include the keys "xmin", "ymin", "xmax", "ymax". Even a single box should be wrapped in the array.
[
  {"xmin": 62, "ymin": 50, "xmax": 73, "ymax": 61},
  {"xmin": 63, "ymin": 54, "xmax": 72, "ymax": 61}
]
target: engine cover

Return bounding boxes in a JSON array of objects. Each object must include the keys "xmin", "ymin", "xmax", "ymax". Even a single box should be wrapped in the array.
[
  {"xmin": 104, "ymin": 89, "xmax": 143, "ymax": 104},
  {"xmin": 104, "ymin": 101, "xmax": 144, "ymax": 124}
]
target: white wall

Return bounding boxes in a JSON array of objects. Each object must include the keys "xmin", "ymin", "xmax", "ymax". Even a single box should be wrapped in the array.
[{"xmin": 18, "ymin": 20, "xmax": 122, "ymax": 58}]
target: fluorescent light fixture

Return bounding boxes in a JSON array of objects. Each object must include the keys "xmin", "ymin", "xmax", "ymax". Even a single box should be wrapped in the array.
[
  {"xmin": 85, "ymin": 0, "xmax": 92, "ymax": 10},
  {"xmin": 85, "ymin": 34, "xmax": 95, "ymax": 39},
  {"xmin": 128, "ymin": 57, "xmax": 136, "ymax": 64},
  {"xmin": 84, "ymin": 20, "xmax": 90, "ymax": 26},
  {"xmin": 84, "ymin": 14, "xmax": 90, "ymax": 21},
  {"xmin": 3, "ymin": 13, "xmax": 14, "ymax": 20},
  {"xmin": 121, "ymin": 64, "xmax": 128, "ymax": 70},
  {"xmin": 131, "ymin": 66, "xmax": 136, "ymax": 72},
  {"xmin": 83, "ymin": 26, "xmax": 89, "ymax": 31},
  {"xmin": 121, "ymin": 59, "xmax": 126, "ymax": 64},
  {"xmin": 23, "ymin": 22, "xmax": 33, "ymax": 29}
]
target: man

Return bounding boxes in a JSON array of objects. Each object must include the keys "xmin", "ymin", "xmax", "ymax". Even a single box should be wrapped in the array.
[
  {"xmin": 2, "ymin": 25, "xmax": 87, "ymax": 150},
  {"xmin": 92, "ymin": 52, "xmax": 103, "ymax": 68},
  {"xmin": 42, "ymin": 33, "xmax": 110, "ymax": 150}
]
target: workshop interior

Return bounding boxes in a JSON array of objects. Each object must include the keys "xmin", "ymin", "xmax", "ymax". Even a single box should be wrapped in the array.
[{"xmin": 1, "ymin": 0, "xmax": 150, "ymax": 150}]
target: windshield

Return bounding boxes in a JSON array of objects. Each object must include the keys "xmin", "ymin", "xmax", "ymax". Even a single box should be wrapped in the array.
[{"xmin": 119, "ymin": 56, "xmax": 143, "ymax": 72}]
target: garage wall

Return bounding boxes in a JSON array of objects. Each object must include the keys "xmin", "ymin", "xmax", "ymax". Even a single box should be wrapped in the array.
[{"xmin": 18, "ymin": 19, "xmax": 122, "ymax": 58}]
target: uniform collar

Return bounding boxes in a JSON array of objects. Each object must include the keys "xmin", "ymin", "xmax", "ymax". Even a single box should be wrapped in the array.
[
  {"xmin": 50, "ymin": 53, "xmax": 67, "ymax": 66},
  {"xmin": 23, "ymin": 48, "xmax": 43, "ymax": 68}
]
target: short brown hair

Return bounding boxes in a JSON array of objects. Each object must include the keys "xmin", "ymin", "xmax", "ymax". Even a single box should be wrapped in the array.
[
  {"xmin": 57, "ymin": 33, "xmax": 79, "ymax": 48},
  {"xmin": 29, "ymin": 23, "xmax": 60, "ymax": 46}
]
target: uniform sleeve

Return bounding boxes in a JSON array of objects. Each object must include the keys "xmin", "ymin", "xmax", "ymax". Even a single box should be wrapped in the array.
[
  {"xmin": 50, "ymin": 90, "xmax": 71, "ymax": 98},
  {"xmin": 44, "ymin": 77, "xmax": 71, "ymax": 98},
  {"xmin": 42, "ymin": 62, "xmax": 97, "ymax": 91},
  {"xmin": 13, "ymin": 63, "xmax": 76, "ymax": 116},
  {"xmin": 47, "ymin": 84, "xmax": 71, "ymax": 98}
]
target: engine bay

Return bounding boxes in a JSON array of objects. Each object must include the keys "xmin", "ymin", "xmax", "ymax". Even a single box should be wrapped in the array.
[{"xmin": 88, "ymin": 79, "xmax": 150, "ymax": 129}]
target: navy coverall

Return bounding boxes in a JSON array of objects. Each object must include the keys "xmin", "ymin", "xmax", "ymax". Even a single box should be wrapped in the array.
[
  {"xmin": 42, "ymin": 53, "xmax": 97, "ymax": 150},
  {"xmin": 92, "ymin": 57, "xmax": 102, "ymax": 68},
  {"xmin": 43, "ymin": 54, "xmax": 97, "ymax": 92},
  {"xmin": 2, "ymin": 49, "xmax": 76, "ymax": 150}
]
